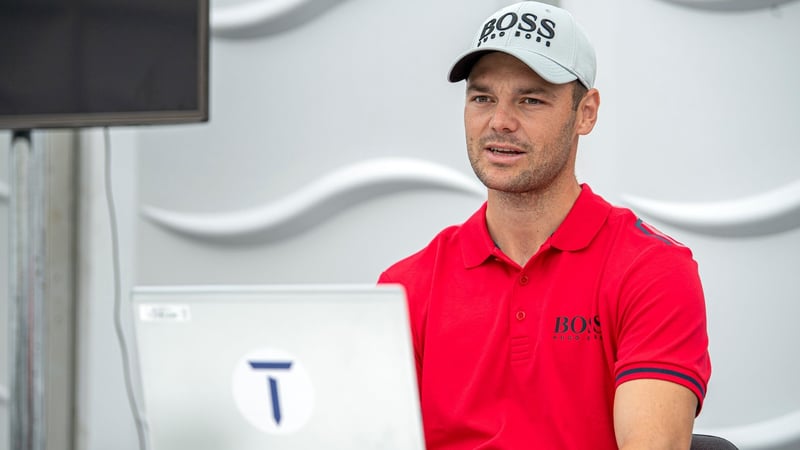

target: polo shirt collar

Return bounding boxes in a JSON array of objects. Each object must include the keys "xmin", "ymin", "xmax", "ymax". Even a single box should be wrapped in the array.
[
  {"xmin": 460, "ymin": 202, "xmax": 497, "ymax": 269},
  {"xmin": 549, "ymin": 184, "xmax": 611, "ymax": 252},
  {"xmin": 459, "ymin": 184, "xmax": 611, "ymax": 268}
]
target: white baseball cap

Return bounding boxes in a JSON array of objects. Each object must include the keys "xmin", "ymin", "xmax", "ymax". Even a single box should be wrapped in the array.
[{"xmin": 448, "ymin": 1, "xmax": 596, "ymax": 89}]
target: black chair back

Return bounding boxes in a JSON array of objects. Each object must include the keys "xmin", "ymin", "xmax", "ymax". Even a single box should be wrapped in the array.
[{"xmin": 691, "ymin": 433, "xmax": 739, "ymax": 450}]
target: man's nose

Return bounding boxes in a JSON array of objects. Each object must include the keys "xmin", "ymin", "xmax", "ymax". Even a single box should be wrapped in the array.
[{"xmin": 489, "ymin": 103, "xmax": 519, "ymax": 133}]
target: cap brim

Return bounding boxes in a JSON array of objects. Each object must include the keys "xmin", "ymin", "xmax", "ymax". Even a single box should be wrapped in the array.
[{"xmin": 448, "ymin": 47, "xmax": 579, "ymax": 86}]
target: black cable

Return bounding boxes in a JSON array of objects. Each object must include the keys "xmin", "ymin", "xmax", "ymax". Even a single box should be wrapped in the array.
[{"xmin": 103, "ymin": 127, "xmax": 148, "ymax": 450}]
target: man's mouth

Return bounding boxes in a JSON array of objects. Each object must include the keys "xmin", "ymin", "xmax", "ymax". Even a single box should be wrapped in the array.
[{"xmin": 488, "ymin": 147, "xmax": 523, "ymax": 155}]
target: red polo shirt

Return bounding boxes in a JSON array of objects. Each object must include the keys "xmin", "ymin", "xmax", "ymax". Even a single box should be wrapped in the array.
[{"xmin": 379, "ymin": 184, "xmax": 711, "ymax": 450}]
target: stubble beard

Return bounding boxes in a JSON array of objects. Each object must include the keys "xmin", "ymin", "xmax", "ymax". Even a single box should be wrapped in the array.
[{"xmin": 468, "ymin": 116, "xmax": 576, "ymax": 195}]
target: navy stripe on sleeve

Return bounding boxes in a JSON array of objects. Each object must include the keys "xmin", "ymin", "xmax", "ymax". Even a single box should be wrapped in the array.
[{"xmin": 616, "ymin": 367, "xmax": 705, "ymax": 397}]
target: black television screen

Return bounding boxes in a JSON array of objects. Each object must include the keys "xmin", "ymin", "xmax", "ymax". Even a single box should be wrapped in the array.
[{"xmin": 0, "ymin": 0, "xmax": 209, "ymax": 129}]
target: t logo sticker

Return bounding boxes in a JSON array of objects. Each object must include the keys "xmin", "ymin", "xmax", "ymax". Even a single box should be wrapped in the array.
[
  {"xmin": 248, "ymin": 361, "xmax": 293, "ymax": 424},
  {"xmin": 232, "ymin": 349, "xmax": 314, "ymax": 434}
]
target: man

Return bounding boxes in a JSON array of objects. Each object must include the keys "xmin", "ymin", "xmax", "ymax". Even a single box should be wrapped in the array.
[{"xmin": 379, "ymin": 2, "xmax": 711, "ymax": 449}]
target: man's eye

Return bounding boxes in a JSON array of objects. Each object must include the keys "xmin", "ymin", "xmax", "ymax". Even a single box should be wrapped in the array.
[
  {"xmin": 472, "ymin": 95, "xmax": 491, "ymax": 103},
  {"xmin": 522, "ymin": 98, "xmax": 542, "ymax": 105}
]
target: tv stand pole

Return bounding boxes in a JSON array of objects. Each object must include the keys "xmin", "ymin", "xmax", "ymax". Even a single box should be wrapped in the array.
[{"xmin": 8, "ymin": 129, "xmax": 46, "ymax": 450}]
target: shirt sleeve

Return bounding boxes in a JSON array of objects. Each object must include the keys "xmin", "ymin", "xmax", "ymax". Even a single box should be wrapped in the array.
[{"xmin": 612, "ymin": 244, "xmax": 712, "ymax": 414}]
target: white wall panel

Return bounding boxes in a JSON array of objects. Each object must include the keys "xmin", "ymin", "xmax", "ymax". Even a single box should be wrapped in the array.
[
  {"xmin": 134, "ymin": 0, "xmax": 496, "ymax": 285},
  {"xmin": 73, "ymin": 129, "xmax": 141, "ymax": 450}
]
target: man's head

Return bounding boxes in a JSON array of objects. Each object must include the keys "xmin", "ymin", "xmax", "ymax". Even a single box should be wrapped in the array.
[
  {"xmin": 448, "ymin": 1, "xmax": 596, "ymax": 90},
  {"xmin": 452, "ymin": 2, "xmax": 600, "ymax": 196}
]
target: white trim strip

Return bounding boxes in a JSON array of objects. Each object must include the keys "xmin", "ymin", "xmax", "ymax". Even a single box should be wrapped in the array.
[{"xmin": 142, "ymin": 157, "xmax": 483, "ymax": 244}]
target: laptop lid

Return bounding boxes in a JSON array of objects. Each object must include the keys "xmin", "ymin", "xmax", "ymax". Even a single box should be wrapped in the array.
[{"xmin": 130, "ymin": 284, "xmax": 425, "ymax": 450}]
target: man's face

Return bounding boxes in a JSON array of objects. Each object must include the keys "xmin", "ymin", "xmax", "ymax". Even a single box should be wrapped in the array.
[{"xmin": 464, "ymin": 52, "xmax": 581, "ymax": 195}]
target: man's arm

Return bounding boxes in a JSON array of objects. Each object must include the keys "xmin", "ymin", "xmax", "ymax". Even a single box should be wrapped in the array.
[{"xmin": 614, "ymin": 379, "xmax": 698, "ymax": 450}]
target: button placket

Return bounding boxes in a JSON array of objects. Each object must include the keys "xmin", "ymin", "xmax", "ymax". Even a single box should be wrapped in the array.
[{"xmin": 510, "ymin": 269, "xmax": 532, "ymax": 363}]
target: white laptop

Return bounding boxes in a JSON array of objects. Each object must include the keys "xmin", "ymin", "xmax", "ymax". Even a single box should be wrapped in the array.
[{"xmin": 130, "ymin": 284, "xmax": 425, "ymax": 450}]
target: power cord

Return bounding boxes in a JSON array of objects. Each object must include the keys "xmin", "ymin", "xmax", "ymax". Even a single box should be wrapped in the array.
[{"xmin": 103, "ymin": 127, "xmax": 149, "ymax": 450}]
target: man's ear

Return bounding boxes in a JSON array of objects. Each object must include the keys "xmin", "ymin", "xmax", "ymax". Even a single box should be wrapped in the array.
[{"xmin": 576, "ymin": 88, "xmax": 600, "ymax": 136}]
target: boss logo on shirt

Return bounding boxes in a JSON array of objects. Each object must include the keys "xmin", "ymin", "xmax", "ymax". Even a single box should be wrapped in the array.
[
  {"xmin": 553, "ymin": 314, "xmax": 601, "ymax": 342},
  {"xmin": 477, "ymin": 12, "xmax": 557, "ymax": 48}
]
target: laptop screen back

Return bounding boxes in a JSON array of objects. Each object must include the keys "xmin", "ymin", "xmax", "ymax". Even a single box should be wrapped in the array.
[{"xmin": 130, "ymin": 284, "xmax": 425, "ymax": 450}]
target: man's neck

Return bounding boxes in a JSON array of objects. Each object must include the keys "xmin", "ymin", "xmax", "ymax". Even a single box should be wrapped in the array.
[{"xmin": 485, "ymin": 181, "xmax": 581, "ymax": 266}]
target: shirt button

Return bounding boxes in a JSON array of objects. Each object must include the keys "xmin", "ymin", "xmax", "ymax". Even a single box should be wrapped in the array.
[
  {"xmin": 519, "ymin": 274, "xmax": 529, "ymax": 285},
  {"xmin": 515, "ymin": 311, "xmax": 526, "ymax": 321}
]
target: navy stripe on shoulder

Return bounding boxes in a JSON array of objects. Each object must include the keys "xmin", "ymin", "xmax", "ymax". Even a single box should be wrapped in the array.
[
  {"xmin": 617, "ymin": 367, "xmax": 705, "ymax": 397},
  {"xmin": 635, "ymin": 218, "xmax": 673, "ymax": 245}
]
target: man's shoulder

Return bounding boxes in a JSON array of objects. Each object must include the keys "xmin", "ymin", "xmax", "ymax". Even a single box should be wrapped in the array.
[
  {"xmin": 381, "ymin": 223, "xmax": 464, "ymax": 282},
  {"xmin": 605, "ymin": 205, "xmax": 691, "ymax": 251},
  {"xmin": 380, "ymin": 203, "xmax": 489, "ymax": 283},
  {"xmin": 594, "ymin": 203, "xmax": 700, "ymax": 288},
  {"xmin": 558, "ymin": 185, "xmax": 688, "ymax": 257}
]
